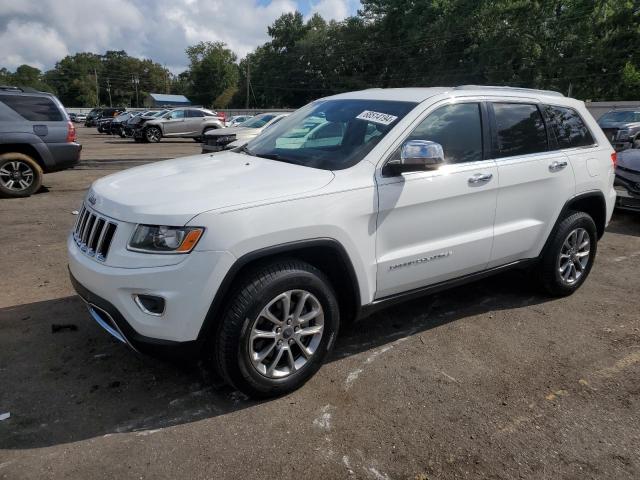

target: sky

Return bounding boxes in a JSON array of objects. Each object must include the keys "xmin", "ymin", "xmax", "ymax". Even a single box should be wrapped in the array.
[{"xmin": 0, "ymin": 0, "xmax": 361, "ymax": 74}]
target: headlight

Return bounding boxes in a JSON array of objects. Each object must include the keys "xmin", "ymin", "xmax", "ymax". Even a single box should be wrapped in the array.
[
  {"xmin": 128, "ymin": 225, "xmax": 204, "ymax": 253},
  {"xmin": 617, "ymin": 129, "xmax": 630, "ymax": 140}
]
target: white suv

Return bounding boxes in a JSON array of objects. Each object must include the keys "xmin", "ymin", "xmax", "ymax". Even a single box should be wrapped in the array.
[{"xmin": 68, "ymin": 86, "xmax": 616, "ymax": 397}]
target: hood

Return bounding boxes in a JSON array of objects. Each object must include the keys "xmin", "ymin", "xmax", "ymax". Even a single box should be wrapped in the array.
[
  {"xmin": 598, "ymin": 121, "xmax": 640, "ymax": 130},
  {"xmin": 204, "ymin": 126, "xmax": 259, "ymax": 139},
  {"xmin": 617, "ymin": 149, "xmax": 640, "ymax": 171},
  {"xmin": 88, "ymin": 152, "xmax": 335, "ymax": 225}
]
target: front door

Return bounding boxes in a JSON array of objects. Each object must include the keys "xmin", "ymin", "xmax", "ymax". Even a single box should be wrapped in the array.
[
  {"xmin": 162, "ymin": 110, "xmax": 186, "ymax": 136},
  {"xmin": 375, "ymin": 101, "xmax": 498, "ymax": 298}
]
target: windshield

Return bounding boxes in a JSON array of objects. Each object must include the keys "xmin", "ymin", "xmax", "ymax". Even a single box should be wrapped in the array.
[
  {"xmin": 244, "ymin": 99, "xmax": 417, "ymax": 170},
  {"xmin": 599, "ymin": 111, "xmax": 640, "ymax": 123},
  {"xmin": 241, "ymin": 114, "xmax": 278, "ymax": 128}
]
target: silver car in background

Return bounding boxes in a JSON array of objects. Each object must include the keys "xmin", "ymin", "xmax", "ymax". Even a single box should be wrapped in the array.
[{"xmin": 202, "ymin": 112, "xmax": 289, "ymax": 153}]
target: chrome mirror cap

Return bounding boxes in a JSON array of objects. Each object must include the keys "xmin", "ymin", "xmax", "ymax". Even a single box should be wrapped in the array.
[{"xmin": 400, "ymin": 140, "xmax": 444, "ymax": 168}]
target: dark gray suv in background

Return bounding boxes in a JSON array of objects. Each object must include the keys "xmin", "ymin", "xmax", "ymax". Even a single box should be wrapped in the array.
[{"xmin": 0, "ymin": 86, "xmax": 81, "ymax": 198}]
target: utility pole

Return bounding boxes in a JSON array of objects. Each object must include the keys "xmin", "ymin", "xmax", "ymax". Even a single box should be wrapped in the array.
[
  {"xmin": 132, "ymin": 75, "xmax": 139, "ymax": 108},
  {"xmin": 245, "ymin": 61, "xmax": 250, "ymax": 109},
  {"xmin": 94, "ymin": 68, "xmax": 99, "ymax": 107},
  {"xmin": 106, "ymin": 78, "xmax": 112, "ymax": 107}
]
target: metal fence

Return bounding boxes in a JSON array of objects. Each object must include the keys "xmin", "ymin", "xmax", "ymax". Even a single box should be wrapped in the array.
[{"xmin": 67, "ymin": 103, "xmax": 638, "ymax": 120}]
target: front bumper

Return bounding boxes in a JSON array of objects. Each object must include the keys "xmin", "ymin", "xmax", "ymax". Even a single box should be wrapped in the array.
[
  {"xmin": 68, "ymin": 234, "xmax": 236, "ymax": 346},
  {"xmin": 614, "ymin": 172, "xmax": 640, "ymax": 212}
]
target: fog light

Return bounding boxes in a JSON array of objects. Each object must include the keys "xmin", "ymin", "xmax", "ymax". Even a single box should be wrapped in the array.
[{"xmin": 133, "ymin": 294, "xmax": 165, "ymax": 316}]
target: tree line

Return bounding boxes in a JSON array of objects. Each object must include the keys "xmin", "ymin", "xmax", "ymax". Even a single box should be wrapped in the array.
[{"xmin": 1, "ymin": 0, "xmax": 638, "ymax": 109}]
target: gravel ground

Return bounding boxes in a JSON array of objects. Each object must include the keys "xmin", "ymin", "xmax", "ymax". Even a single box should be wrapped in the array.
[{"xmin": 1, "ymin": 128, "xmax": 639, "ymax": 479}]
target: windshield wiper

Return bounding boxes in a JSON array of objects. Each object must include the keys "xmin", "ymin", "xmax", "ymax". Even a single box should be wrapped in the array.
[{"xmin": 238, "ymin": 144, "xmax": 254, "ymax": 156}]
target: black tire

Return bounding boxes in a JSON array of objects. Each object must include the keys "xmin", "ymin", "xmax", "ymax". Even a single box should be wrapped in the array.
[
  {"xmin": 0, "ymin": 152, "xmax": 43, "ymax": 198},
  {"xmin": 538, "ymin": 211, "xmax": 598, "ymax": 296},
  {"xmin": 215, "ymin": 259, "xmax": 340, "ymax": 398},
  {"xmin": 145, "ymin": 126, "xmax": 162, "ymax": 143},
  {"xmin": 118, "ymin": 127, "xmax": 126, "ymax": 138}
]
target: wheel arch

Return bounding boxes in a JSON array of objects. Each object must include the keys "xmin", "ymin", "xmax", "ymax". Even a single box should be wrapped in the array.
[
  {"xmin": 540, "ymin": 191, "xmax": 607, "ymax": 259},
  {"xmin": 196, "ymin": 238, "xmax": 361, "ymax": 344},
  {"xmin": 564, "ymin": 191, "xmax": 607, "ymax": 239},
  {"xmin": 0, "ymin": 141, "xmax": 50, "ymax": 171}
]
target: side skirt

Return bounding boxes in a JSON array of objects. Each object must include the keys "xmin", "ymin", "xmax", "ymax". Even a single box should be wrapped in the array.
[{"xmin": 358, "ymin": 258, "xmax": 538, "ymax": 319}]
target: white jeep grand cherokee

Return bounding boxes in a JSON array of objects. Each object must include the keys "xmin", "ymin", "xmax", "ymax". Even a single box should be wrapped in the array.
[{"xmin": 68, "ymin": 86, "xmax": 616, "ymax": 397}]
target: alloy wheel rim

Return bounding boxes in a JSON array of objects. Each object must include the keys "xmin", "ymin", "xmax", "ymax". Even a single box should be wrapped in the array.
[
  {"xmin": 0, "ymin": 161, "xmax": 34, "ymax": 191},
  {"xmin": 557, "ymin": 227, "xmax": 590, "ymax": 285},
  {"xmin": 147, "ymin": 128, "xmax": 160, "ymax": 141},
  {"xmin": 248, "ymin": 289, "xmax": 324, "ymax": 379}
]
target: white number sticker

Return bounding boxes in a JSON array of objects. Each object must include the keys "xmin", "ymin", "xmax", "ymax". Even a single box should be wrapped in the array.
[{"xmin": 355, "ymin": 110, "xmax": 398, "ymax": 126}]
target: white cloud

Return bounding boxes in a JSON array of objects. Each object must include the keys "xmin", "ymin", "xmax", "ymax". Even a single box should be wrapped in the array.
[
  {"xmin": 0, "ymin": 0, "xmax": 322, "ymax": 73},
  {"xmin": 308, "ymin": 0, "xmax": 356, "ymax": 21},
  {"xmin": 0, "ymin": 20, "xmax": 69, "ymax": 70}
]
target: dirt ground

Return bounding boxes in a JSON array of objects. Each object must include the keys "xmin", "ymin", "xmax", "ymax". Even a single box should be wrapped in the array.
[{"xmin": 1, "ymin": 127, "xmax": 639, "ymax": 479}]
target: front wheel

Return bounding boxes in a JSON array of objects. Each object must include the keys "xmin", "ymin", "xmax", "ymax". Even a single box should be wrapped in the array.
[
  {"xmin": 145, "ymin": 126, "xmax": 162, "ymax": 143},
  {"xmin": 215, "ymin": 260, "xmax": 340, "ymax": 398},
  {"xmin": 538, "ymin": 211, "xmax": 597, "ymax": 296},
  {"xmin": 0, "ymin": 153, "xmax": 43, "ymax": 198}
]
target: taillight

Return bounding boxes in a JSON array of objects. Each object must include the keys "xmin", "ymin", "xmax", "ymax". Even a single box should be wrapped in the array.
[
  {"xmin": 611, "ymin": 151, "xmax": 617, "ymax": 166},
  {"xmin": 66, "ymin": 121, "xmax": 76, "ymax": 143}
]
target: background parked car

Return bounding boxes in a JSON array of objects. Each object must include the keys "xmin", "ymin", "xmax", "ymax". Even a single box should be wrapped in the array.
[
  {"xmin": 134, "ymin": 107, "xmax": 224, "ymax": 143},
  {"xmin": 0, "ymin": 85, "xmax": 81, "ymax": 197},
  {"xmin": 84, "ymin": 108, "xmax": 102, "ymax": 127},
  {"xmin": 74, "ymin": 113, "xmax": 87, "ymax": 123},
  {"xmin": 597, "ymin": 109, "xmax": 640, "ymax": 151},
  {"xmin": 225, "ymin": 115, "xmax": 253, "ymax": 127},
  {"xmin": 127, "ymin": 110, "xmax": 167, "ymax": 141},
  {"xmin": 202, "ymin": 112, "xmax": 289, "ymax": 153},
  {"xmin": 614, "ymin": 148, "xmax": 640, "ymax": 212}
]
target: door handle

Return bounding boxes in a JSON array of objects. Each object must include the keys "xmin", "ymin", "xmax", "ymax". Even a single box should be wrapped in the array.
[
  {"xmin": 468, "ymin": 173, "xmax": 493, "ymax": 184},
  {"xmin": 549, "ymin": 160, "xmax": 568, "ymax": 172}
]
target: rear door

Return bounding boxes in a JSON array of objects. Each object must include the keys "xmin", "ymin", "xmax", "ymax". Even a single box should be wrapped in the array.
[
  {"xmin": 488, "ymin": 101, "xmax": 575, "ymax": 267},
  {"xmin": 186, "ymin": 109, "xmax": 205, "ymax": 135}
]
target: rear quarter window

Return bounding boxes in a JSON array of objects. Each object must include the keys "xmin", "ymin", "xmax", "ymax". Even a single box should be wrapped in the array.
[
  {"xmin": 545, "ymin": 105, "xmax": 595, "ymax": 149},
  {"xmin": 0, "ymin": 95, "xmax": 64, "ymax": 121}
]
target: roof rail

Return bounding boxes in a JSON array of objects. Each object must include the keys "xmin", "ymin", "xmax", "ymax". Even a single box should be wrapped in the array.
[
  {"xmin": 0, "ymin": 85, "xmax": 46, "ymax": 94},
  {"xmin": 454, "ymin": 85, "xmax": 565, "ymax": 97}
]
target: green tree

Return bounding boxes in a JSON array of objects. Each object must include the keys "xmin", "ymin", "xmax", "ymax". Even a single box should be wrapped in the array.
[{"xmin": 185, "ymin": 41, "xmax": 239, "ymax": 107}]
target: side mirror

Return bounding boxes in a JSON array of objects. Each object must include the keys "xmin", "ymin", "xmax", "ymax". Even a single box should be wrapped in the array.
[{"xmin": 385, "ymin": 140, "xmax": 444, "ymax": 175}]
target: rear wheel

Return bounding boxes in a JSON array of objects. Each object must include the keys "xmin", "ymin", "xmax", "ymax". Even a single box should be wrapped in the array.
[
  {"xmin": 538, "ymin": 211, "xmax": 597, "ymax": 296},
  {"xmin": 145, "ymin": 126, "xmax": 162, "ymax": 143},
  {"xmin": 215, "ymin": 259, "xmax": 340, "ymax": 398},
  {"xmin": 0, "ymin": 153, "xmax": 43, "ymax": 198}
]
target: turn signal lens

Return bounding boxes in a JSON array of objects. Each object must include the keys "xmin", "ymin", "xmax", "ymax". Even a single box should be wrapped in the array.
[{"xmin": 176, "ymin": 229, "xmax": 204, "ymax": 252}]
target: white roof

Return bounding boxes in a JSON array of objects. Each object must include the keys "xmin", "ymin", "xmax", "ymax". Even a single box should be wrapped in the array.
[{"xmin": 326, "ymin": 85, "xmax": 569, "ymax": 104}]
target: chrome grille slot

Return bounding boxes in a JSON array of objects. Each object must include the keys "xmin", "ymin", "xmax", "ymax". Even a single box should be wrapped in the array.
[{"xmin": 72, "ymin": 204, "xmax": 118, "ymax": 262}]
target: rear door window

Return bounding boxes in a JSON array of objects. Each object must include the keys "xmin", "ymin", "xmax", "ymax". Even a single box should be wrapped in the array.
[
  {"xmin": 0, "ymin": 94, "xmax": 63, "ymax": 121},
  {"xmin": 492, "ymin": 103, "xmax": 548, "ymax": 158},
  {"xmin": 545, "ymin": 106, "xmax": 595, "ymax": 148},
  {"xmin": 187, "ymin": 110, "xmax": 205, "ymax": 117}
]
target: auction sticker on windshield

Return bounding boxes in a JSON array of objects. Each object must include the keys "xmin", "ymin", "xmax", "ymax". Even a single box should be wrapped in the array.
[{"xmin": 356, "ymin": 110, "xmax": 398, "ymax": 126}]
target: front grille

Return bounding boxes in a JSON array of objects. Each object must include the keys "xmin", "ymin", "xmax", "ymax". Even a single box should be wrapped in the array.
[{"xmin": 73, "ymin": 205, "xmax": 118, "ymax": 261}]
